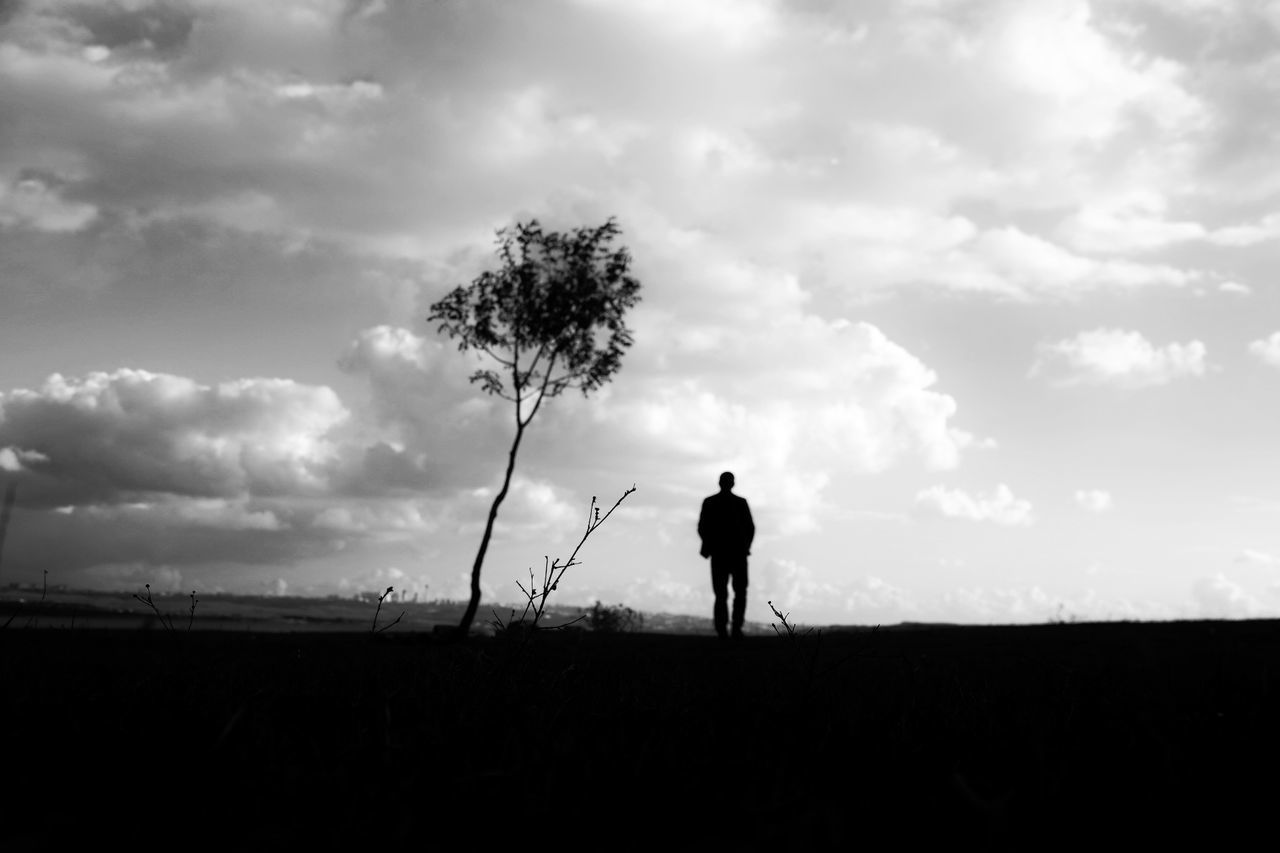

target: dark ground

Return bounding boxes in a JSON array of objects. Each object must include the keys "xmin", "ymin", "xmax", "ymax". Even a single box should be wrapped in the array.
[{"xmin": 2, "ymin": 619, "xmax": 1278, "ymax": 850}]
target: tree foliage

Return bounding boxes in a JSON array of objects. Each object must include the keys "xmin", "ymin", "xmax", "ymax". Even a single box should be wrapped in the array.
[
  {"xmin": 428, "ymin": 217, "xmax": 642, "ymax": 636},
  {"xmin": 429, "ymin": 217, "xmax": 641, "ymax": 418}
]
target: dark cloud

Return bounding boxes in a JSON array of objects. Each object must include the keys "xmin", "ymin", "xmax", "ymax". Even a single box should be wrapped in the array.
[
  {"xmin": 0, "ymin": 368, "xmax": 349, "ymax": 506},
  {"xmin": 0, "ymin": 499, "xmax": 347, "ymax": 576},
  {"xmin": 56, "ymin": 1, "xmax": 196, "ymax": 56}
]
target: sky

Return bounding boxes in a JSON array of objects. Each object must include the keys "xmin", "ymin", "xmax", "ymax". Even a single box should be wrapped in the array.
[{"xmin": 1, "ymin": 0, "xmax": 1279, "ymax": 627}]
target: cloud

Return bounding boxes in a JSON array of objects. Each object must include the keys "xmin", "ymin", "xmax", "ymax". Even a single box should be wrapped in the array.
[
  {"xmin": 924, "ymin": 226, "xmax": 1197, "ymax": 299},
  {"xmin": 0, "ymin": 446, "xmax": 48, "ymax": 472},
  {"xmin": 1191, "ymin": 573, "xmax": 1262, "ymax": 619},
  {"xmin": 0, "ymin": 363, "xmax": 461, "ymax": 584},
  {"xmin": 1056, "ymin": 191, "xmax": 1206, "ymax": 254},
  {"xmin": 1074, "ymin": 489, "xmax": 1113, "ymax": 512},
  {"xmin": 1207, "ymin": 213, "xmax": 1280, "ymax": 247},
  {"xmin": 1235, "ymin": 549, "xmax": 1280, "ymax": 568},
  {"xmin": 345, "ymin": 316, "xmax": 982, "ymax": 540},
  {"xmin": 0, "ymin": 173, "xmax": 98, "ymax": 232},
  {"xmin": 0, "ymin": 0, "xmax": 1213, "ymax": 302},
  {"xmin": 1219, "ymin": 281, "xmax": 1251, "ymax": 296},
  {"xmin": 1248, "ymin": 332, "xmax": 1280, "ymax": 368},
  {"xmin": 0, "ymin": 368, "xmax": 349, "ymax": 506},
  {"xmin": 1031, "ymin": 329, "xmax": 1207, "ymax": 388},
  {"xmin": 914, "ymin": 483, "xmax": 1034, "ymax": 526}
]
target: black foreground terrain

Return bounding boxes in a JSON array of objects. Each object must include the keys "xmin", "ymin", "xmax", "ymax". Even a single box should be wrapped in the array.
[{"xmin": 2, "ymin": 620, "xmax": 1278, "ymax": 850}]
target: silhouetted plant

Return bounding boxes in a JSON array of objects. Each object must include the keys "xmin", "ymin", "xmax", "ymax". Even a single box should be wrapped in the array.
[
  {"xmin": 768, "ymin": 599, "xmax": 818, "ymax": 640},
  {"xmin": 429, "ymin": 218, "xmax": 642, "ymax": 637},
  {"xmin": 587, "ymin": 600, "xmax": 644, "ymax": 634},
  {"xmin": 490, "ymin": 485, "xmax": 637, "ymax": 639},
  {"xmin": 133, "ymin": 583, "xmax": 176, "ymax": 632},
  {"xmin": 188, "ymin": 590, "xmax": 199, "ymax": 632},
  {"xmin": 371, "ymin": 586, "xmax": 404, "ymax": 635}
]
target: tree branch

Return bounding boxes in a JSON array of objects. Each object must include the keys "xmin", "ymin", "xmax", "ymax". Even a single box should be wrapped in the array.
[
  {"xmin": 521, "ymin": 352, "xmax": 559, "ymax": 427},
  {"xmin": 477, "ymin": 343, "xmax": 516, "ymax": 370}
]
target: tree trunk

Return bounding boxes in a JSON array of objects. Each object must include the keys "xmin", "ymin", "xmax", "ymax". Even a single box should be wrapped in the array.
[
  {"xmin": 455, "ymin": 424, "xmax": 525, "ymax": 637},
  {"xmin": 0, "ymin": 482, "xmax": 15, "ymax": 580}
]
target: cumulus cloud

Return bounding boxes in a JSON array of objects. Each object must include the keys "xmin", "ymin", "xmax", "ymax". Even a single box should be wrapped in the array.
[
  {"xmin": 1074, "ymin": 489, "xmax": 1113, "ymax": 512},
  {"xmin": 0, "ymin": 363, "xmax": 462, "ymax": 586},
  {"xmin": 0, "ymin": 369, "xmax": 349, "ymax": 506},
  {"xmin": 1057, "ymin": 191, "xmax": 1206, "ymax": 254},
  {"xmin": 344, "ymin": 315, "xmax": 982, "ymax": 540},
  {"xmin": 914, "ymin": 483, "xmax": 1034, "ymax": 526},
  {"xmin": 1191, "ymin": 573, "xmax": 1262, "ymax": 619},
  {"xmin": 338, "ymin": 325, "xmax": 499, "ymax": 445},
  {"xmin": 960, "ymin": 227, "xmax": 1194, "ymax": 297},
  {"xmin": 1031, "ymin": 329, "xmax": 1208, "ymax": 388},
  {"xmin": 1249, "ymin": 332, "xmax": 1280, "ymax": 368},
  {"xmin": 0, "ymin": 446, "xmax": 48, "ymax": 472},
  {"xmin": 0, "ymin": 173, "xmax": 98, "ymax": 232}
]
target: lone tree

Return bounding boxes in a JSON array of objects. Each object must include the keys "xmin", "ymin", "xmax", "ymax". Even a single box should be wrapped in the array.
[{"xmin": 428, "ymin": 217, "xmax": 642, "ymax": 637}]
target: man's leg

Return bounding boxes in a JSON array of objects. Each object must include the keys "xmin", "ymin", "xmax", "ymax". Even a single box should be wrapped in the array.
[
  {"xmin": 710, "ymin": 557, "xmax": 729, "ymax": 638},
  {"xmin": 731, "ymin": 557, "xmax": 748, "ymax": 637}
]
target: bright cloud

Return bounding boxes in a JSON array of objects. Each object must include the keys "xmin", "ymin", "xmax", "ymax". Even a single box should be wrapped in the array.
[
  {"xmin": 1249, "ymin": 332, "xmax": 1280, "ymax": 368},
  {"xmin": 1057, "ymin": 191, "xmax": 1206, "ymax": 254},
  {"xmin": 1191, "ymin": 573, "xmax": 1262, "ymax": 619},
  {"xmin": 0, "ymin": 445, "xmax": 48, "ymax": 472},
  {"xmin": 1031, "ymin": 329, "xmax": 1208, "ymax": 388},
  {"xmin": 344, "ymin": 316, "xmax": 981, "ymax": 540},
  {"xmin": 914, "ymin": 484, "xmax": 1034, "ymax": 526}
]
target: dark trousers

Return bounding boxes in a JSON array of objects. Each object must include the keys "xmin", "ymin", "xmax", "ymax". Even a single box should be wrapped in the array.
[{"xmin": 710, "ymin": 553, "xmax": 748, "ymax": 636}]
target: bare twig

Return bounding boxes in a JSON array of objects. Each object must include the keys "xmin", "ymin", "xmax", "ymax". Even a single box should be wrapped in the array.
[
  {"xmin": 768, "ymin": 600, "xmax": 816, "ymax": 640},
  {"xmin": 371, "ymin": 586, "xmax": 404, "ymax": 634},
  {"xmin": 498, "ymin": 485, "xmax": 637, "ymax": 639},
  {"xmin": 132, "ymin": 583, "xmax": 176, "ymax": 632}
]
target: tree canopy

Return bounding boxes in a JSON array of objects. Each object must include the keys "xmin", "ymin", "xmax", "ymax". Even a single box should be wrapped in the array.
[{"xmin": 429, "ymin": 217, "xmax": 641, "ymax": 421}]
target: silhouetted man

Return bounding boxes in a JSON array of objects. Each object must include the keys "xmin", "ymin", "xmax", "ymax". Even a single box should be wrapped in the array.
[{"xmin": 698, "ymin": 471, "xmax": 755, "ymax": 639}]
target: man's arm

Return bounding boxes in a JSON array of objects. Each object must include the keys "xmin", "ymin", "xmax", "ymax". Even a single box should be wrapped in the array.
[
  {"xmin": 697, "ymin": 497, "xmax": 713, "ymax": 558},
  {"xmin": 742, "ymin": 498, "xmax": 755, "ymax": 555}
]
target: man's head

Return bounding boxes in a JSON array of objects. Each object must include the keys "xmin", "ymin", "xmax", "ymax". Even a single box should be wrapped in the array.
[{"xmin": 718, "ymin": 471, "xmax": 735, "ymax": 491}]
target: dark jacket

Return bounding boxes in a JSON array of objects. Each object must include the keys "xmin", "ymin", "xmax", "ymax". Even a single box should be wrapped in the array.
[{"xmin": 698, "ymin": 491, "xmax": 755, "ymax": 559}]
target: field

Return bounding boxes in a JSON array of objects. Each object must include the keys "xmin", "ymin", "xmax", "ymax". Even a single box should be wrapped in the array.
[{"xmin": 2, "ymin": 601, "xmax": 1278, "ymax": 850}]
